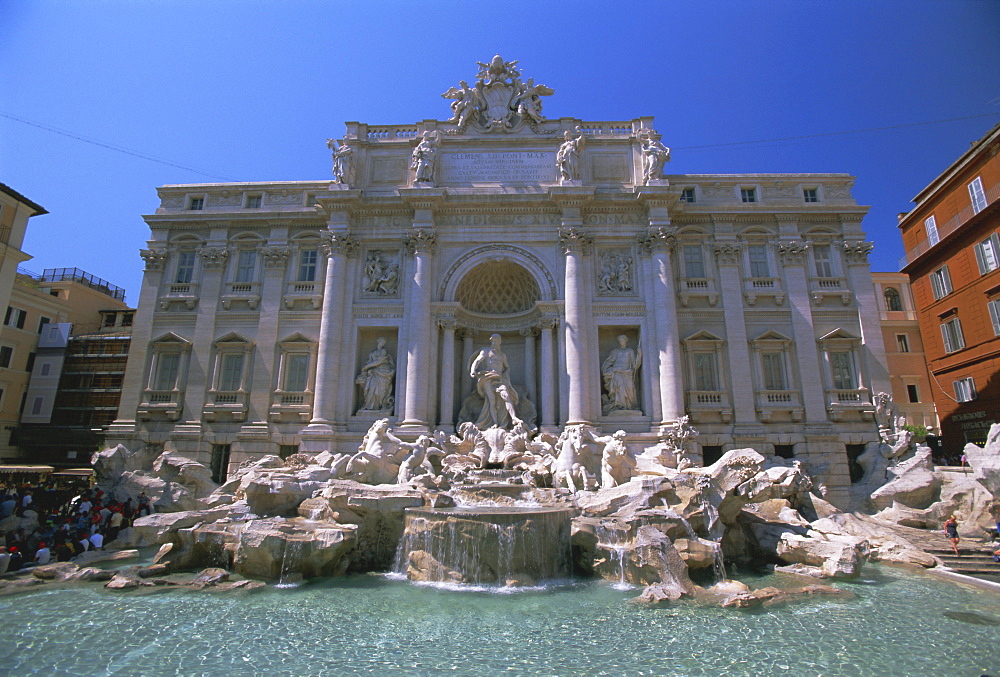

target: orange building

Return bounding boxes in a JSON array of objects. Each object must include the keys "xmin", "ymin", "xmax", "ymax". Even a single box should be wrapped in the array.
[{"xmin": 898, "ymin": 123, "xmax": 1000, "ymax": 456}]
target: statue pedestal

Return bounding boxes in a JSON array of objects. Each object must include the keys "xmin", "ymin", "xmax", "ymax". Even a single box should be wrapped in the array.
[{"xmin": 645, "ymin": 179, "xmax": 670, "ymax": 187}]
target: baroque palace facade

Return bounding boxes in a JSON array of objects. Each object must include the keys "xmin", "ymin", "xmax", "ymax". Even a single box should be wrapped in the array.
[{"xmin": 107, "ymin": 57, "xmax": 889, "ymax": 506}]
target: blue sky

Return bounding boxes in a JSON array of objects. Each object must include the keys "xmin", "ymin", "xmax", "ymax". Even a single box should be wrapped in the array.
[{"xmin": 2, "ymin": 0, "xmax": 998, "ymax": 302}]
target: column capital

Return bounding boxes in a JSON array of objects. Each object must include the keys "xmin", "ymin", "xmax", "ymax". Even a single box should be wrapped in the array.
[
  {"xmin": 537, "ymin": 315, "xmax": 559, "ymax": 331},
  {"xmin": 262, "ymin": 246, "xmax": 291, "ymax": 268},
  {"xmin": 638, "ymin": 226, "xmax": 675, "ymax": 254},
  {"xmin": 519, "ymin": 326, "xmax": 538, "ymax": 339},
  {"xmin": 405, "ymin": 228, "xmax": 437, "ymax": 254},
  {"xmin": 320, "ymin": 231, "xmax": 359, "ymax": 257},
  {"xmin": 713, "ymin": 242, "xmax": 742, "ymax": 265},
  {"xmin": 843, "ymin": 240, "xmax": 874, "ymax": 265},
  {"xmin": 559, "ymin": 227, "xmax": 593, "ymax": 255},
  {"xmin": 139, "ymin": 248, "xmax": 168, "ymax": 271},
  {"xmin": 200, "ymin": 247, "xmax": 229, "ymax": 269},
  {"xmin": 458, "ymin": 327, "xmax": 479, "ymax": 340},
  {"xmin": 437, "ymin": 317, "xmax": 457, "ymax": 331},
  {"xmin": 777, "ymin": 241, "xmax": 809, "ymax": 266}
]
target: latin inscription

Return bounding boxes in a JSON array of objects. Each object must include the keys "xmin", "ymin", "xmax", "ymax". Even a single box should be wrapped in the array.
[{"xmin": 440, "ymin": 152, "xmax": 556, "ymax": 183}]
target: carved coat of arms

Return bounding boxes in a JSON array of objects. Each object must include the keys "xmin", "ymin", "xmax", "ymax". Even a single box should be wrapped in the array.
[{"xmin": 441, "ymin": 55, "xmax": 554, "ymax": 133}]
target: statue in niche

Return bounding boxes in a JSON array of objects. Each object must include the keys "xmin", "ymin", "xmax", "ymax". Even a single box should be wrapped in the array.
[
  {"xmin": 640, "ymin": 130, "xmax": 671, "ymax": 184},
  {"xmin": 601, "ymin": 335, "xmax": 642, "ymax": 415},
  {"xmin": 597, "ymin": 252, "xmax": 633, "ymax": 294},
  {"xmin": 410, "ymin": 131, "xmax": 440, "ymax": 184},
  {"xmin": 356, "ymin": 337, "xmax": 395, "ymax": 413},
  {"xmin": 469, "ymin": 333, "xmax": 520, "ymax": 430},
  {"xmin": 362, "ymin": 251, "xmax": 399, "ymax": 296},
  {"xmin": 557, "ymin": 128, "xmax": 585, "ymax": 183},
  {"xmin": 326, "ymin": 138, "xmax": 355, "ymax": 185}
]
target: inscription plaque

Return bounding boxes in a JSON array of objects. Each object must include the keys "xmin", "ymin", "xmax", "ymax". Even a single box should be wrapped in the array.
[{"xmin": 440, "ymin": 152, "xmax": 557, "ymax": 183}]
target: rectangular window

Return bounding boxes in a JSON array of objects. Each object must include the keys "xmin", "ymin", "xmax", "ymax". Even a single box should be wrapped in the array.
[
  {"xmin": 896, "ymin": 334, "xmax": 910, "ymax": 353},
  {"xmin": 974, "ymin": 232, "xmax": 1000, "ymax": 275},
  {"xmin": 0, "ymin": 346, "xmax": 12, "ymax": 369},
  {"xmin": 925, "ymin": 216, "xmax": 939, "ymax": 246},
  {"xmin": 969, "ymin": 176, "xmax": 987, "ymax": 214},
  {"xmin": 40, "ymin": 362, "xmax": 51, "ymax": 376},
  {"xmin": 37, "ymin": 316, "xmax": 50, "ymax": 334},
  {"xmin": 219, "ymin": 353, "xmax": 245, "ymax": 391},
  {"xmin": 941, "ymin": 317, "xmax": 965, "ymax": 353},
  {"xmin": 761, "ymin": 352, "xmax": 786, "ymax": 390},
  {"xmin": 803, "ymin": 188, "xmax": 819, "ymax": 203},
  {"xmin": 210, "ymin": 444, "xmax": 231, "ymax": 484},
  {"xmin": 175, "ymin": 251, "xmax": 196, "ymax": 284},
  {"xmin": 813, "ymin": 244, "xmax": 833, "ymax": 277},
  {"xmin": 953, "ymin": 377, "xmax": 977, "ymax": 403},
  {"xmin": 298, "ymin": 249, "xmax": 318, "ymax": 282},
  {"xmin": 748, "ymin": 244, "xmax": 770, "ymax": 278},
  {"xmin": 683, "ymin": 245, "xmax": 705, "ymax": 278},
  {"xmin": 235, "ymin": 250, "xmax": 257, "ymax": 283},
  {"xmin": 189, "ymin": 197, "xmax": 204, "ymax": 211},
  {"xmin": 4, "ymin": 307, "xmax": 26, "ymax": 329},
  {"xmin": 693, "ymin": 353, "xmax": 718, "ymax": 391},
  {"xmin": 284, "ymin": 354, "xmax": 310, "ymax": 392},
  {"xmin": 245, "ymin": 194, "xmax": 262, "ymax": 209},
  {"xmin": 929, "ymin": 265, "xmax": 952, "ymax": 300},
  {"xmin": 829, "ymin": 351, "xmax": 856, "ymax": 389},
  {"xmin": 907, "ymin": 384, "xmax": 920, "ymax": 403},
  {"xmin": 679, "ymin": 188, "xmax": 696, "ymax": 203},
  {"xmin": 740, "ymin": 188, "xmax": 757, "ymax": 203},
  {"xmin": 154, "ymin": 354, "xmax": 180, "ymax": 390},
  {"xmin": 989, "ymin": 299, "xmax": 1000, "ymax": 336},
  {"xmin": 30, "ymin": 396, "xmax": 43, "ymax": 416},
  {"xmin": 24, "ymin": 352, "xmax": 35, "ymax": 372}
]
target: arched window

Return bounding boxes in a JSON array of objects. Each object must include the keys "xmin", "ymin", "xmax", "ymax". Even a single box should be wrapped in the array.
[{"xmin": 884, "ymin": 288, "xmax": 902, "ymax": 311}]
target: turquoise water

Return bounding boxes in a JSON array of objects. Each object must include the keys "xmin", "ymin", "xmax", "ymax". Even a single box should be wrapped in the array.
[{"xmin": 1, "ymin": 566, "xmax": 998, "ymax": 676}]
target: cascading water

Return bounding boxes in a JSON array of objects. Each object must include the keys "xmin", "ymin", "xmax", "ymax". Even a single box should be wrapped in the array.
[
  {"xmin": 394, "ymin": 506, "xmax": 573, "ymax": 587},
  {"xmin": 594, "ymin": 520, "xmax": 631, "ymax": 589},
  {"xmin": 277, "ymin": 538, "xmax": 306, "ymax": 587}
]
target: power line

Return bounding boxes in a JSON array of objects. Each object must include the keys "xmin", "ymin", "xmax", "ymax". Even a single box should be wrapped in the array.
[
  {"xmin": 0, "ymin": 110, "xmax": 241, "ymax": 181},
  {"xmin": 675, "ymin": 113, "xmax": 999, "ymax": 151}
]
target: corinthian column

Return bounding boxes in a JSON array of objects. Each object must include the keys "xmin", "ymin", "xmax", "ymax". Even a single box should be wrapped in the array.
[
  {"xmin": 560, "ymin": 227, "xmax": 593, "ymax": 426},
  {"xmin": 642, "ymin": 227, "xmax": 685, "ymax": 423},
  {"xmin": 307, "ymin": 231, "xmax": 357, "ymax": 428},
  {"xmin": 401, "ymin": 228, "xmax": 436, "ymax": 430},
  {"xmin": 538, "ymin": 316, "xmax": 558, "ymax": 428},
  {"xmin": 438, "ymin": 317, "xmax": 457, "ymax": 431}
]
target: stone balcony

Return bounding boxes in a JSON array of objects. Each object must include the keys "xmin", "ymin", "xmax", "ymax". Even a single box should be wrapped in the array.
[
  {"xmin": 158, "ymin": 282, "xmax": 199, "ymax": 310},
  {"xmin": 138, "ymin": 390, "xmax": 184, "ymax": 421},
  {"xmin": 809, "ymin": 277, "xmax": 852, "ymax": 305},
  {"xmin": 221, "ymin": 282, "xmax": 260, "ymax": 310},
  {"xmin": 269, "ymin": 391, "xmax": 314, "ymax": 423},
  {"xmin": 686, "ymin": 390, "xmax": 732, "ymax": 423},
  {"xmin": 203, "ymin": 391, "xmax": 249, "ymax": 421},
  {"xmin": 743, "ymin": 277, "xmax": 785, "ymax": 306},
  {"xmin": 755, "ymin": 390, "xmax": 804, "ymax": 422},
  {"xmin": 826, "ymin": 388, "xmax": 874, "ymax": 421},
  {"xmin": 283, "ymin": 281, "xmax": 323, "ymax": 310},
  {"xmin": 677, "ymin": 278, "xmax": 719, "ymax": 307}
]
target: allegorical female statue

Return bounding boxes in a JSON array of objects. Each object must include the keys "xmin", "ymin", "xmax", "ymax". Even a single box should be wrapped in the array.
[
  {"xmin": 356, "ymin": 337, "xmax": 395, "ymax": 412},
  {"xmin": 411, "ymin": 131, "xmax": 440, "ymax": 184},
  {"xmin": 601, "ymin": 335, "xmax": 642, "ymax": 415},
  {"xmin": 327, "ymin": 138, "xmax": 355, "ymax": 185}
]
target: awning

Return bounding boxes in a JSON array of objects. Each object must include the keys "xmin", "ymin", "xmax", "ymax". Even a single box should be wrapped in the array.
[
  {"xmin": 51, "ymin": 468, "xmax": 94, "ymax": 477},
  {"xmin": 0, "ymin": 465, "xmax": 55, "ymax": 474}
]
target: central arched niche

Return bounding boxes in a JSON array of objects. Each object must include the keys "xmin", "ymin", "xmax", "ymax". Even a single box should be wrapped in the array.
[{"xmin": 455, "ymin": 260, "xmax": 540, "ymax": 315}]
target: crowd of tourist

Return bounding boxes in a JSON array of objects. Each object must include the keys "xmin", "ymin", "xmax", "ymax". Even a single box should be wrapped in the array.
[{"xmin": 0, "ymin": 475, "xmax": 151, "ymax": 575}]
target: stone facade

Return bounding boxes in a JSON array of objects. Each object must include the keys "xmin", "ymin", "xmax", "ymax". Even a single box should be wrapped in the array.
[{"xmin": 107, "ymin": 57, "xmax": 889, "ymax": 507}]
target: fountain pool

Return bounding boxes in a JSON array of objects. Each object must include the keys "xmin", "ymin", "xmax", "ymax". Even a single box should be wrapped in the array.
[{"xmin": 1, "ymin": 565, "xmax": 998, "ymax": 676}]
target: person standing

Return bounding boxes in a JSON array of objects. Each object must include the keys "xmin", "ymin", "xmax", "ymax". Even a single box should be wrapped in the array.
[{"xmin": 944, "ymin": 515, "xmax": 960, "ymax": 555}]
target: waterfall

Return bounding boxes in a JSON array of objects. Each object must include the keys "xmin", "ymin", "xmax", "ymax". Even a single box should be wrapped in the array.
[
  {"xmin": 277, "ymin": 538, "xmax": 305, "ymax": 587},
  {"xmin": 595, "ymin": 520, "xmax": 631, "ymax": 589}
]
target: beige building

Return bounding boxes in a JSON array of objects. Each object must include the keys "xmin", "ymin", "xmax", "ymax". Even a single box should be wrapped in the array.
[
  {"xmin": 0, "ymin": 269, "xmax": 128, "ymax": 462},
  {"xmin": 107, "ymin": 57, "xmax": 891, "ymax": 507},
  {"xmin": 870, "ymin": 272, "xmax": 938, "ymax": 432}
]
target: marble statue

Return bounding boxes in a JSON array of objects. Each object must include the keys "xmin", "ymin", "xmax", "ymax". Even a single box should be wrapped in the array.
[
  {"xmin": 595, "ymin": 430, "xmax": 635, "ymax": 488},
  {"xmin": 362, "ymin": 251, "xmax": 399, "ymax": 296},
  {"xmin": 640, "ymin": 131, "xmax": 671, "ymax": 184},
  {"xmin": 513, "ymin": 78, "xmax": 553, "ymax": 125},
  {"xmin": 326, "ymin": 138, "xmax": 355, "ymax": 185},
  {"xmin": 557, "ymin": 128, "xmax": 585, "ymax": 183},
  {"xmin": 602, "ymin": 335, "xmax": 642, "ymax": 414},
  {"xmin": 356, "ymin": 337, "xmax": 395, "ymax": 413},
  {"xmin": 348, "ymin": 418, "xmax": 412, "ymax": 484},
  {"xmin": 551, "ymin": 426, "xmax": 595, "ymax": 493},
  {"xmin": 439, "ymin": 422, "xmax": 490, "ymax": 474},
  {"xmin": 396, "ymin": 436, "xmax": 437, "ymax": 484},
  {"xmin": 469, "ymin": 333, "xmax": 520, "ymax": 430},
  {"xmin": 441, "ymin": 80, "xmax": 481, "ymax": 129},
  {"xmin": 411, "ymin": 131, "xmax": 440, "ymax": 184}
]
